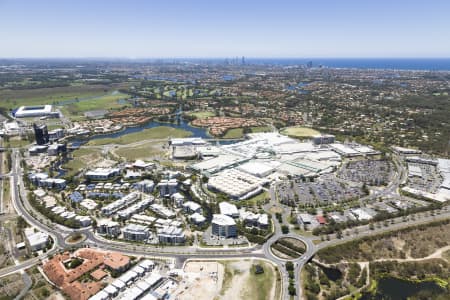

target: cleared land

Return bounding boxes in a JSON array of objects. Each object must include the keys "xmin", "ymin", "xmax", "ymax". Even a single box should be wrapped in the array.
[
  {"xmin": 113, "ymin": 141, "xmax": 167, "ymax": 160},
  {"xmin": 63, "ymin": 148, "xmax": 102, "ymax": 177},
  {"xmin": 177, "ymin": 261, "xmax": 224, "ymax": 300},
  {"xmin": 24, "ymin": 266, "xmax": 58, "ymax": 300},
  {"xmin": 219, "ymin": 260, "xmax": 280, "ymax": 300},
  {"xmin": 281, "ymin": 126, "xmax": 320, "ymax": 138},
  {"xmin": 86, "ymin": 126, "xmax": 192, "ymax": 146}
]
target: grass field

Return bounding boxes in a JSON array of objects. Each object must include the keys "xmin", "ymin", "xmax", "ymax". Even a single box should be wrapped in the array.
[
  {"xmin": 242, "ymin": 191, "xmax": 270, "ymax": 207},
  {"xmin": 222, "ymin": 128, "xmax": 244, "ymax": 139},
  {"xmin": 59, "ymin": 92, "xmax": 130, "ymax": 118},
  {"xmin": 281, "ymin": 126, "xmax": 320, "ymax": 138},
  {"xmin": 190, "ymin": 111, "xmax": 215, "ymax": 119},
  {"xmin": 250, "ymin": 126, "xmax": 272, "ymax": 133},
  {"xmin": 63, "ymin": 148, "xmax": 102, "ymax": 177},
  {"xmin": 114, "ymin": 141, "xmax": 167, "ymax": 161},
  {"xmin": 0, "ymin": 84, "xmax": 118, "ymax": 110},
  {"xmin": 221, "ymin": 126, "xmax": 272, "ymax": 139},
  {"xmin": 219, "ymin": 260, "xmax": 280, "ymax": 300},
  {"xmin": 87, "ymin": 126, "xmax": 192, "ymax": 146},
  {"xmin": 4, "ymin": 137, "xmax": 31, "ymax": 148}
]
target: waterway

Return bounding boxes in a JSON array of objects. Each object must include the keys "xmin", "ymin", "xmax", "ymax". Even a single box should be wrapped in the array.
[
  {"xmin": 318, "ymin": 265, "xmax": 342, "ymax": 281},
  {"xmin": 360, "ymin": 276, "xmax": 446, "ymax": 300}
]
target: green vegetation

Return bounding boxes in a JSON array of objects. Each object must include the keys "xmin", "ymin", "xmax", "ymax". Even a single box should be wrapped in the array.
[
  {"xmin": 317, "ymin": 219, "xmax": 450, "ymax": 264},
  {"xmin": 281, "ymin": 126, "xmax": 320, "ymax": 138},
  {"xmin": 4, "ymin": 137, "xmax": 31, "ymax": 148},
  {"xmin": 114, "ymin": 141, "xmax": 166, "ymax": 160},
  {"xmin": 249, "ymin": 126, "xmax": 272, "ymax": 133},
  {"xmin": 63, "ymin": 148, "xmax": 101, "ymax": 177},
  {"xmin": 64, "ymin": 257, "xmax": 84, "ymax": 269},
  {"xmin": 243, "ymin": 263, "xmax": 279, "ymax": 300},
  {"xmin": 271, "ymin": 238, "xmax": 306, "ymax": 259},
  {"xmin": 0, "ymin": 84, "xmax": 118, "ymax": 110},
  {"xmin": 222, "ymin": 128, "xmax": 244, "ymax": 139},
  {"xmin": 59, "ymin": 92, "xmax": 130, "ymax": 118},
  {"xmin": 241, "ymin": 191, "xmax": 270, "ymax": 206},
  {"xmin": 189, "ymin": 111, "xmax": 215, "ymax": 119},
  {"xmin": 87, "ymin": 126, "xmax": 192, "ymax": 146}
]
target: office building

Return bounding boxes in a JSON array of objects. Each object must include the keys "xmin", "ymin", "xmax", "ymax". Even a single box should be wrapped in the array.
[
  {"xmin": 211, "ymin": 214, "xmax": 237, "ymax": 238},
  {"xmin": 33, "ymin": 123, "xmax": 49, "ymax": 145}
]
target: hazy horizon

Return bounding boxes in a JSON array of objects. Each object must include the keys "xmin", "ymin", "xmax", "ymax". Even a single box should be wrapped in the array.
[{"xmin": 1, "ymin": 0, "xmax": 450, "ymax": 58}]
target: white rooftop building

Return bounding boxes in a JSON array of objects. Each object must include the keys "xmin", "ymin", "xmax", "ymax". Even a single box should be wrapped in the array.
[
  {"xmin": 219, "ymin": 201, "xmax": 239, "ymax": 218},
  {"xmin": 24, "ymin": 228, "xmax": 49, "ymax": 251},
  {"xmin": 208, "ymin": 169, "xmax": 267, "ymax": 200}
]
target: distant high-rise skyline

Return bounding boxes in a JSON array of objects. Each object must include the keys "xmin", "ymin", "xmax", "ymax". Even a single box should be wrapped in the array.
[{"xmin": 0, "ymin": 0, "xmax": 449, "ymax": 58}]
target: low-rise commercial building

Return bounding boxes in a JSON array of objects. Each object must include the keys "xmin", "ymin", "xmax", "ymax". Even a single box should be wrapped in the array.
[
  {"xmin": 86, "ymin": 168, "xmax": 121, "ymax": 181},
  {"xmin": 157, "ymin": 226, "xmax": 185, "ymax": 244},
  {"xmin": 211, "ymin": 214, "xmax": 237, "ymax": 238},
  {"xmin": 122, "ymin": 224, "xmax": 150, "ymax": 242}
]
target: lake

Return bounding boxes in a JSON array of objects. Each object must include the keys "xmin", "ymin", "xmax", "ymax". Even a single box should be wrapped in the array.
[{"xmin": 361, "ymin": 276, "xmax": 446, "ymax": 300}]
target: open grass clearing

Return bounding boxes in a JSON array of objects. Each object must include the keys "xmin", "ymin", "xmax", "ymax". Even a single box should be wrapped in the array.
[
  {"xmin": 281, "ymin": 126, "xmax": 320, "ymax": 138},
  {"xmin": 114, "ymin": 141, "xmax": 167, "ymax": 161},
  {"xmin": 250, "ymin": 126, "xmax": 272, "ymax": 133},
  {"xmin": 4, "ymin": 137, "xmax": 31, "ymax": 148},
  {"xmin": 219, "ymin": 260, "xmax": 280, "ymax": 300},
  {"xmin": 86, "ymin": 126, "xmax": 192, "ymax": 146},
  {"xmin": 241, "ymin": 191, "xmax": 270, "ymax": 207},
  {"xmin": 222, "ymin": 128, "xmax": 244, "ymax": 139},
  {"xmin": 189, "ymin": 111, "xmax": 215, "ymax": 119},
  {"xmin": 59, "ymin": 92, "xmax": 130, "ymax": 119},
  {"xmin": 0, "ymin": 84, "xmax": 117, "ymax": 110},
  {"xmin": 63, "ymin": 148, "xmax": 102, "ymax": 177}
]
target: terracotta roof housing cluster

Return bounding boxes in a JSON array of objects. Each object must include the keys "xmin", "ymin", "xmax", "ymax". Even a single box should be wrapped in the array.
[
  {"xmin": 43, "ymin": 249, "xmax": 130, "ymax": 300},
  {"xmin": 191, "ymin": 117, "xmax": 262, "ymax": 136}
]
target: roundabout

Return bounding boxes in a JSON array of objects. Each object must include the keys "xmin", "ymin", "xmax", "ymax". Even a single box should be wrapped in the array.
[
  {"xmin": 270, "ymin": 237, "xmax": 306, "ymax": 261},
  {"xmin": 65, "ymin": 233, "xmax": 87, "ymax": 245}
]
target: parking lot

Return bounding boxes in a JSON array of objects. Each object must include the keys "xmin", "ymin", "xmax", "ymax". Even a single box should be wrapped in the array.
[
  {"xmin": 276, "ymin": 174, "xmax": 364, "ymax": 206},
  {"xmin": 407, "ymin": 163, "xmax": 442, "ymax": 193},
  {"xmin": 337, "ymin": 159, "xmax": 392, "ymax": 186}
]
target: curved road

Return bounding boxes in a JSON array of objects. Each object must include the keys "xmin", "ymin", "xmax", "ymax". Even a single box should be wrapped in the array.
[{"xmin": 3, "ymin": 149, "xmax": 449, "ymax": 300}]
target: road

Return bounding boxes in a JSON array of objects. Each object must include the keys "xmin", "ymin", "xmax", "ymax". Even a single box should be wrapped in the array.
[{"xmin": 2, "ymin": 149, "xmax": 449, "ymax": 300}]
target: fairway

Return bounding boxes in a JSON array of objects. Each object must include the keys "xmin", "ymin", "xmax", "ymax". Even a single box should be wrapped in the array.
[
  {"xmin": 190, "ymin": 111, "xmax": 215, "ymax": 119},
  {"xmin": 87, "ymin": 126, "xmax": 192, "ymax": 146},
  {"xmin": 281, "ymin": 126, "xmax": 320, "ymax": 138}
]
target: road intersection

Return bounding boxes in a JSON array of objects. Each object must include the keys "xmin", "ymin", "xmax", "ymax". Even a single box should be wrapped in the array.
[{"xmin": 1, "ymin": 149, "xmax": 449, "ymax": 300}]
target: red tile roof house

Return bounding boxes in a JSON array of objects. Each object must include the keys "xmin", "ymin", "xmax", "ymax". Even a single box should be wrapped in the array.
[
  {"xmin": 316, "ymin": 215, "xmax": 327, "ymax": 225},
  {"xmin": 43, "ymin": 249, "xmax": 130, "ymax": 300}
]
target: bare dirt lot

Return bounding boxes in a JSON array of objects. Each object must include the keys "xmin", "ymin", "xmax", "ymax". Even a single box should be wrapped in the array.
[
  {"xmin": 175, "ymin": 259, "xmax": 280, "ymax": 300},
  {"xmin": 174, "ymin": 261, "xmax": 224, "ymax": 300}
]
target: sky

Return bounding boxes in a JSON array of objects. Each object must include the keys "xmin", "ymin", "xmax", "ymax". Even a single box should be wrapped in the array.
[{"xmin": 0, "ymin": 0, "xmax": 449, "ymax": 58}]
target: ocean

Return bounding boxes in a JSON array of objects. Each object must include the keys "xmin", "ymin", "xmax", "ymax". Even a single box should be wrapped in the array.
[{"xmin": 244, "ymin": 58, "xmax": 450, "ymax": 71}]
